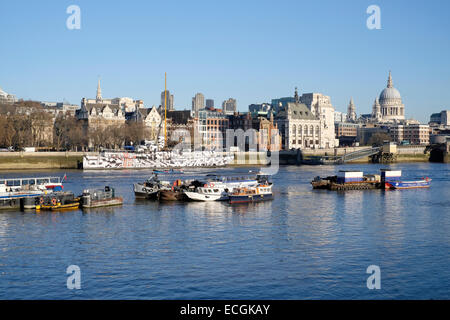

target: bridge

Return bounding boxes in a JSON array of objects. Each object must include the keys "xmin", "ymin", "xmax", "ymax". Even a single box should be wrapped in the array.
[
  {"xmin": 337, "ymin": 147, "xmax": 381, "ymax": 164},
  {"xmin": 302, "ymin": 147, "xmax": 381, "ymax": 165}
]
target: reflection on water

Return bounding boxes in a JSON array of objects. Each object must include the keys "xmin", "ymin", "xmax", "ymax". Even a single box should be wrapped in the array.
[{"xmin": 0, "ymin": 163, "xmax": 449, "ymax": 299}]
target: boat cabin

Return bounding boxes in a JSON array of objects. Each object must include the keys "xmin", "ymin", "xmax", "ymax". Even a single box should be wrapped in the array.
[
  {"xmin": 0, "ymin": 177, "xmax": 63, "ymax": 192},
  {"xmin": 337, "ymin": 171, "xmax": 364, "ymax": 184},
  {"xmin": 233, "ymin": 185, "xmax": 272, "ymax": 196},
  {"xmin": 380, "ymin": 169, "xmax": 402, "ymax": 182},
  {"xmin": 83, "ymin": 186, "xmax": 116, "ymax": 200},
  {"xmin": 197, "ymin": 187, "xmax": 224, "ymax": 195}
]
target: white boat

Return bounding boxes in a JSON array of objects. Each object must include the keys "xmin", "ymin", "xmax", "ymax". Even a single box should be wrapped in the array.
[
  {"xmin": 0, "ymin": 176, "xmax": 64, "ymax": 192},
  {"xmin": 0, "ymin": 181, "xmax": 47, "ymax": 210},
  {"xmin": 0, "ymin": 184, "xmax": 44, "ymax": 200},
  {"xmin": 184, "ymin": 176, "xmax": 259, "ymax": 202},
  {"xmin": 184, "ymin": 183, "xmax": 230, "ymax": 201}
]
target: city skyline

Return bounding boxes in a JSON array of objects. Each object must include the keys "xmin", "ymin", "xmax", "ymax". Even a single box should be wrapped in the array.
[
  {"xmin": 1, "ymin": 0, "xmax": 450, "ymax": 122},
  {"xmin": 0, "ymin": 71, "xmax": 433, "ymax": 121}
]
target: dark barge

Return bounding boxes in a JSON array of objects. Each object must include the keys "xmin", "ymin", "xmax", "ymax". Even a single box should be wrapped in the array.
[{"xmin": 311, "ymin": 171, "xmax": 381, "ymax": 191}]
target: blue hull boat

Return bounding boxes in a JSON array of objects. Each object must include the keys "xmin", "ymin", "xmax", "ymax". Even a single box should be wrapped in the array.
[
  {"xmin": 229, "ymin": 193, "xmax": 273, "ymax": 204},
  {"xmin": 385, "ymin": 178, "xmax": 431, "ymax": 189}
]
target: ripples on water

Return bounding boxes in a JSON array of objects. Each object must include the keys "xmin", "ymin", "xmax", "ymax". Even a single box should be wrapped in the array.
[{"xmin": 0, "ymin": 163, "xmax": 449, "ymax": 299}]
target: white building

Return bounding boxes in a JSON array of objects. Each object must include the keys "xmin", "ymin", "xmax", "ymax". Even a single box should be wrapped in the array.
[
  {"xmin": 41, "ymin": 102, "xmax": 80, "ymax": 117},
  {"xmin": 275, "ymin": 89, "xmax": 325, "ymax": 150},
  {"xmin": 111, "ymin": 97, "xmax": 144, "ymax": 113},
  {"xmin": 334, "ymin": 111, "xmax": 347, "ymax": 123},
  {"xmin": 378, "ymin": 71, "xmax": 405, "ymax": 122},
  {"xmin": 0, "ymin": 86, "xmax": 17, "ymax": 104},
  {"xmin": 78, "ymin": 79, "xmax": 143, "ymax": 121},
  {"xmin": 300, "ymin": 92, "xmax": 338, "ymax": 148}
]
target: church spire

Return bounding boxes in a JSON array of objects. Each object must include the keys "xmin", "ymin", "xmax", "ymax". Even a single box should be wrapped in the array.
[
  {"xmin": 96, "ymin": 77, "xmax": 102, "ymax": 101},
  {"xmin": 387, "ymin": 70, "xmax": 393, "ymax": 88},
  {"xmin": 347, "ymin": 97, "xmax": 356, "ymax": 122}
]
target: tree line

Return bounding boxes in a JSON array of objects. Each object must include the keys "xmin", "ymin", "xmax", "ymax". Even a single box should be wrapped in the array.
[{"xmin": 0, "ymin": 101, "xmax": 155, "ymax": 151}]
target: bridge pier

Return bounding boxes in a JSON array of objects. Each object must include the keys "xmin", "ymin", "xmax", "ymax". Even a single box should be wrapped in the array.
[
  {"xmin": 429, "ymin": 141, "xmax": 450, "ymax": 163},
  {"xmin": 371, "ymin": 151, "xmax": 397, "ymax": 163}
]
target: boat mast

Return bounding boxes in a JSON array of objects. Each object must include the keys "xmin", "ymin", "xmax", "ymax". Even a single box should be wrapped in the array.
[{"xmin": 164, "ymin": 72, "xmax": 167, "ymax": 148}]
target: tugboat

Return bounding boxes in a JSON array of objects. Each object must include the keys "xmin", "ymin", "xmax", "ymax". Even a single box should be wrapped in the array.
[
  {"xmin": 81, "ymin": 186, "xmax": 123, "ymax": 208},
  {"xmin": 228, "ymin": 184, "xmax": 273, "ymax": 204}
]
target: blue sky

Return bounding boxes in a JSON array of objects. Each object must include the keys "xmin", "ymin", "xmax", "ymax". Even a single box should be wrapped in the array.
[{"xmin": 0, "ymin": 0, "xmax": 449, "ymax": 122}]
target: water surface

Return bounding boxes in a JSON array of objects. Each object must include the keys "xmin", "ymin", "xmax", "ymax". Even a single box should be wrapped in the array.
[{"xmin": 0, "ymin": 163, "xmax": 449, "ymax": 299}]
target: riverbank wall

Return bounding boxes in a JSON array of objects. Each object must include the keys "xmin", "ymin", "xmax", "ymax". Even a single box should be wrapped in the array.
[
  {"xmin": 276, "ymin": 146, "xmax": 430, "ymax": 165},
  {"xmin": 0, "ymin": 146, "xmax": 432, "ymax": 170},
  {"xmin": 230, "ymin": 146, "xmax": 430, "ymax": 165},
  {"xmin": 0, "ymin": 152, "xmax": 86, "ymax": 170}
]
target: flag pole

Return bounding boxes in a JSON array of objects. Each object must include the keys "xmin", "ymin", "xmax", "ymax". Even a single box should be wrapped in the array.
[{"xmin": 164, "ymin": 72, "xmax": 167, "ymax": 148}]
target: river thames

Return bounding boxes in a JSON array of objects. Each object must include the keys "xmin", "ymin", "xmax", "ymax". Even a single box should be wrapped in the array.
[{"xmin": 0, "ymin": 162, "xmax": 449, "ymax": 300}]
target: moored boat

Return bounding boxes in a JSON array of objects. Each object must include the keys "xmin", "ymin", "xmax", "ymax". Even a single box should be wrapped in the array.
[
  {"xmin": 311, "ymin": 171, "xmax": 381, "ymax": 191},
  {"xmin": 37, "ymin": 199, "xmax": 80, "ymax": 211},
  {"xmin": 159, "ymin": 189, "xmax": 188, "ymax": 201},
  {"xmin": 385, "ymin": 178, "xmax": 432, "ymax": 189},
  {"xmin": 134, "ymin": 174, "xmax": 169, "ymax": 199},
  {"xmin": 83, "ymin": 150, "xmax": 234, "ymax": 170},
  {"xmin": 36, "ymin": 192, "xmax": 79, "ymax": 211},
  {"xmin": 184, "ymin": 184, "xmax": 230, "ymax": 201},
  {"xmin": 184, "ymin": 173, "xmax": 263, "ymax": 202},
  {"xmin": 0, "ymin": 177, "xmax": 62, "ymax": 210},
  {"xmin": 0, "ymin": 176, "xmax": 65, "ymax": 192},
  {"xmin": 81, "ymin": 186, "xmax": 123, "ymax": 208},
  {"xmin": 229, "ymin": 184, "xmax": 273, "ymax": 204},
  {"xmin": 49, "ymin": 202, "xmax": 80, "ymax": 211}
]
